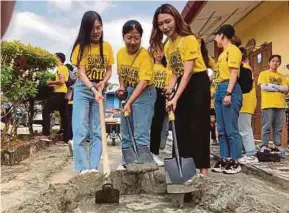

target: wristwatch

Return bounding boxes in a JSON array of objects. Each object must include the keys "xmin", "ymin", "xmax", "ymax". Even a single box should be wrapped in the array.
[{"xmin": 225, "ymin": 91, "xmax": 232, "ymax": 96}]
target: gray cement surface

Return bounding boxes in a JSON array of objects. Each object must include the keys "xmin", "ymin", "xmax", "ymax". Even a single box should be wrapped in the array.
[{"xmin": 1, "ymin": 139, "xmax": 289, "ymax": 213}]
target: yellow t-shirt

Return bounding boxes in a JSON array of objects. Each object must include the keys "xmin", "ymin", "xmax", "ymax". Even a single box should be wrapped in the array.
[
  {"xmin": 240, "ymin": 63, "xmax": 256, "ymax": 114},
  {"xmin": 152, "ymin": 64, "xmax": 171, "ymax": 89},
  {"xmin": 71, "ymin": 41, "xmax": 114, "ymax": 81},
  {"xmin": 215, "ymin": 44, "xmax": 242, "ymax": 83},
  {"xmin": 165, "ymin": 35, "xmax": 207, "ymax": 77},
  {"xmin": 257, "ymin": 70, "xmax": 286, "ymax": 109},
  {"xmin": 210, "ymin": 82, "xmax": 216, "ymax": 109},
  {"xmin": 117, "ymin": 47, "xmax": 153, "ymax": 87},
  {"xmin": 54, "ymin": 65, "xmax": 69, "ymax": 93}
]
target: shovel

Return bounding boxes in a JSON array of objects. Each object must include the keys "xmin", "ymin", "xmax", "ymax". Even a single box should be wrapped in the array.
[
  {"xmin": 121, "ymin": 100, "xmax": 156, "ymax": 167},
  {"xmin": 164, "ymin": 107, "xmax": 196, "ymax": 185},
  {"xmin": 95, "ymin": 98, "xmax": 120, "ymax": 203}
]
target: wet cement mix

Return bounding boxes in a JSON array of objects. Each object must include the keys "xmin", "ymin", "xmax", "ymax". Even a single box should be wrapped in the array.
[{"xmin": 2, "ymin": 143, "xmax": 289, "ymax": 213}]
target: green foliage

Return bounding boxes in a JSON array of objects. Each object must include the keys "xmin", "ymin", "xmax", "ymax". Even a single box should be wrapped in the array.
[{"xmin": 1, "ymin": 40, "xmax": 58, "ymax": 137}]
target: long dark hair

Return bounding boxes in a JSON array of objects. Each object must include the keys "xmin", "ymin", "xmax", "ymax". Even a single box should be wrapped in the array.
[
  {"xmin": 200, "ymin": 39, "xmax": 210, "ymax": 68},
  {"xmin": 70, "ymin": 11, "xmax": 104, "ymax": 66},
  {"xmin": 150, "ymin": 4, "xmax": 192, "ymax": 51},
  {"xmin": 150, "ymin": 4, "xmax": 209, "ymax": 69}
]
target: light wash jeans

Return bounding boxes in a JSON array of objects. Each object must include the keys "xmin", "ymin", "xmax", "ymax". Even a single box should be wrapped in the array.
[
  {"xmin": 72, "ymin": 80, "xmax": 102, "ymax": 172},
  {"xmin": 238, "ymin": 113, "xmax": 256, "ymax": 156},
  {"xmin": 159, "ymin": 114, "xmax": 169, "ymax": 150},
  {"xmin": 121, "ymin": 86, "xmax": 156, "ymax": 149},
  {"xmin": 215, "ymin": 82, "xmax": 243, "ymax": 160},
  {"xmin": 262, "ymin": 108, "xmax": 285, "ymax": 146}
]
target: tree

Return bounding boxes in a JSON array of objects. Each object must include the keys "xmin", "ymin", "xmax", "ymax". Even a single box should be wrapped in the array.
[{"xmin": 1, "ymin": 40, "xmax": 57, "ymax": 141}]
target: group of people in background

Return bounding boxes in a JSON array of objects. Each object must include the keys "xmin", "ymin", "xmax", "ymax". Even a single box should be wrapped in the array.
[{"xmin": 39, "ymin": 3, "xmax": 288, "ymax": 176}]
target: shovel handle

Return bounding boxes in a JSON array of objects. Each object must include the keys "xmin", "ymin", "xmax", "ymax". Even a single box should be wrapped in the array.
[
  {"xmin": 121, "ymin": 101, "xmax": 138, "ymax": 155},
  {"xmin": 99, "ymin": 99, "xmax": 110, "ymax": 176}
]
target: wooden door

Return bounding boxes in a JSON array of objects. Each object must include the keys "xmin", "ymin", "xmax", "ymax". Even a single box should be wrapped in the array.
[{"xmin": 248, "ymin": 43, "xmax": 272, "ymax": 140}]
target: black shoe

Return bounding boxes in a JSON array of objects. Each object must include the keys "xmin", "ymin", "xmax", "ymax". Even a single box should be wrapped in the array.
[
  {"xmin": 212, "ymin": 158, "xmax": 228, "ymax": 173},
  {"xmin": 223, "ymin": 159, "xmax": 241, "ymax": 174}
]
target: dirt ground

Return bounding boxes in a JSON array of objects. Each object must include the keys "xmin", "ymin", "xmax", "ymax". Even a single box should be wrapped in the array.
[{"xmin": 1, "ymin": 140, "xmax": 289, "ymax": 213}]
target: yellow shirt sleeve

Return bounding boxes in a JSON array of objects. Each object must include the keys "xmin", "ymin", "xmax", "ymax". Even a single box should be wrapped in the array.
[
  {"xmin": 71, "ymin": 44, "xmax": 87, "ymax": 66},
  {"xmin": 227, "ymin": 47, "xmax": 242, "ymax": 69},
  {"xmin": 106, "ymin": 43, "xmax": 114, "ymax": 66},
  {"xmin": 182, "ymin": 36, "xmax": 199, "ymax": 61},
  {"xmin": 139, "ymin": 51, "xmax": 153, "ymax": 81},
  {"xmin": 257, "ymin": 72, "xmax": 266, "ymax": 85}
]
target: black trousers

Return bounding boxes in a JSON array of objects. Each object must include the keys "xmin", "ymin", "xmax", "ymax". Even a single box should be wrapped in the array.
[
  {"xmin": 174, "ymin": 71, "xmax": 211, "ymax": 169},
  {"xmin": 150, "ymin": 88, "xmax": 166, "ymax": 155},
  {"xmin": 42, "ymin": 93, "xmax": 67, "ymax": 136},
  {"xmin": 63, "ymin": 103, "xmax": 73, "ymax": 142}
]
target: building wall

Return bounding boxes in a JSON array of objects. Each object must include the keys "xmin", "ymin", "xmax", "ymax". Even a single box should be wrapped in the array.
[{"xmin": 235, "ymin": 1, "xmax": 289, "ymax": 75}]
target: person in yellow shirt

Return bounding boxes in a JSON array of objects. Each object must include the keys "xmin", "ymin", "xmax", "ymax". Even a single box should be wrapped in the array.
[
  {"xmin": 41, "ymin": 52, "xmax": 69, "ymax": 142},
  {"xmin": 237, "ymin": 47, "xmax": 258, "ymax": 165},
  {"xmin": 257, "ymin": 55, "xmax": 287, "ymax": 149},
  {"xmin": 150, "ymin": 4, "xmax": 210, "ymax": 176},
  {"xmin": 211, "ymin": 25, "xmax": 243, "ymax": 175},
  {"xmin": 63, "ymin": 64, "xmax": 77, "ymax": 154},
  {"xmin": 149, "ymin": 45, "xmax": 171, "ymax": 166},
  {"xmin": 70, "ymin": 11, "xmax": 114, "ymax": 174},
  {"xmin": 116, "ymin": 20, "xmax": 156, "ymax": 170}
]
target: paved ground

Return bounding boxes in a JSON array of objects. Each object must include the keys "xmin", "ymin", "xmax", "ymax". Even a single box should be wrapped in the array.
[{"xmin": 1, "ymin": 137, "xmax": 289, "ymax": 213}]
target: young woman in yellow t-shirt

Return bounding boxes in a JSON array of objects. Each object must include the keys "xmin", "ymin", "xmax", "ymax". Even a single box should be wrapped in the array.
[
  {"xmin": 257, "ymin": 55, "xmax": 287, "ymax": 150},
  {"xmin": 70, "ymin": 11, "xmax": 114, "ymax": 174},
  {"xmin": 237, "ymin": 47, "xmax": 258, "ymax": 165},
  {"xmin": 212, "ymin": 25, "xmax": 243, "ymax": 175},
  {"xmin": 149, "ymin": 45, "xmax": 171, "ymax": 166},
  {"xmin": 116, "ymin": 20, "xmax": 156, "ymax": 170},
  {"xmin": 150, "ymin": 4, "xmax": 211, "ymax": 176}
]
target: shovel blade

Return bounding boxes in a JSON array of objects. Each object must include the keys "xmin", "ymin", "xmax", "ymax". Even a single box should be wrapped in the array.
[
  {"xmin": 164, "ymin": 157, "xmax": 196, "ymax": 184},
  {"xmin": 122, "ymin": 147, "xmax": 139, "ymax": 164},
  {"xmin": 95, "ymin": 183, "xmax": 120, "ymax": 203},
  {"xmin": 137, "ymin": 145, "xmax": 156, "ymax": 164}
]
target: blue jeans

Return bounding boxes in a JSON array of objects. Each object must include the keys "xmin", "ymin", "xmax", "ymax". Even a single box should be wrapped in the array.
[
  {"xmin": 238, "ymin": 113, "xmax": 256, "ymax": 156},
  {"xmin": 121, "ymin": 86, "xmax": 156, "ymax": 150},
  {"xmin": 262, "ymin": 108, "xmax": 284, "ymax": 146},
  {"xmin": 72, "ymin": 80, "xmax": 102, "ymax": 172},
  {"xmin": 215, "ymin": 82, "xmax": 243, "ymax": 160}
]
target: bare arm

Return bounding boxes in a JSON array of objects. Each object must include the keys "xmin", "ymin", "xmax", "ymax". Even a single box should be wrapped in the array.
[
  {"xmin": 118, "ymin": 76, "xmax": 125, "ymax": 90},
  {"xmin": 47, "ymin": 74, "xmax": 65, "ymax": 86},
  {"xmin": 126, "ymin": 80, "xmax": 149, "ymax": 105},
  {"xmin": 102, "ymin": 66, "xmax": 112, "ymax": 84},
  {"xmin": 78, "ymin": 66, "xmax": 101, "ymax": 99},
  {"xmin": 226, "ymin": 68, "xmax": 238, "ymax": 93},
  {"xmin": 168, "ymin": 72, "xmax": 178, "ymax": 90}
]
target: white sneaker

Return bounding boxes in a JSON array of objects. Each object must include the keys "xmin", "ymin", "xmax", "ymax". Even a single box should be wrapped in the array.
[
  {"xmin": 116, "ymin": 164, "xmax": 126, "ymax": 171},
  {"xmin": 79, "ymin": 169, "xmax": 90, "ymax": 175},
  {"xmin": 152, "ymin": 154, "xmax": 164, "ymax": 167},
  {"xmin": 89, "ymin": 169, "xmax": 99, "ymax": 173},
  {"xmin": 238, "ymin": 156, "xmax": 259, "ymax": 165}
]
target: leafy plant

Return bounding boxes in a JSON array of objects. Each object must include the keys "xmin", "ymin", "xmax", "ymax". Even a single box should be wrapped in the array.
[{"xmin": 1, "ymin": 40, "xmax": 58, "ymax": 140}]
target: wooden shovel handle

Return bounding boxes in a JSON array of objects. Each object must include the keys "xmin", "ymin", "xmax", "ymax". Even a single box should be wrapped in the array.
[{"xmin": 98, "ymin": 99, "xmax": 110, "ymax": 176}]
